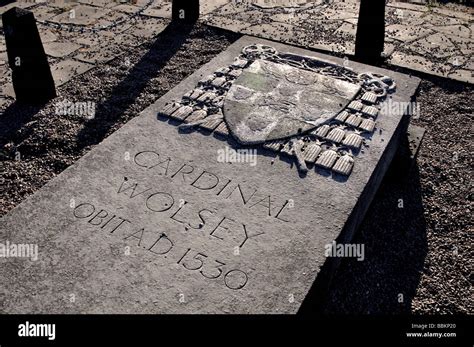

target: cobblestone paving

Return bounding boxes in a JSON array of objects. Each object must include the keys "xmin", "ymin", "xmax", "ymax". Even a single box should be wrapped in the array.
[
  {"xmin": 201, "ymin": 0, "xmax": 473, "ymax": 84},
  {"xmin": 0, "ymin": 0, "xmax": 171, "ymax": 109},
  {"xmin": 0, "ymin": 0, "xmax": 472, "ymax": 107}
]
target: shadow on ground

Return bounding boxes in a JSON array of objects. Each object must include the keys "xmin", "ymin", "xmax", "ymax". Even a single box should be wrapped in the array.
[
  {"xmin": 299, "ymin": 138, "xmax": 428, "ymax": 314},
  {"xmin": 75, "ymin": 21, "xmax": 195, "ymax": 149},
  {"xmin": 0, "ymin": 102, "xmax": 43, "ymax": 148}
]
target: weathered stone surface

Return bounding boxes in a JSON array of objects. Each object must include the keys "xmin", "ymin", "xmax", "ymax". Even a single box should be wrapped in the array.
[
  {"xmin": 0, "ymin": 51, "xmax": 6, "ymax": 65},
  {"xmin": 128, "ymin": 19, "xmax": 168, "ymax": 40},
  {"xmin": 448, "ymin": 69, "xmax": 473, "ymax": 83},
  {"xmin": 386, "ymin": 24, "xmax": 433, "ymax": 43},
  {"xmin": 50, "ymin": 5, "xmax": 110, "ymax": 26},
  {"xmin": 389, "ymin": 52, "xmax": 449, "ymax": 78},
  {"xmin": 204, "ymin": 16, "xmax": 253, "ymax": 32},
  {"xmin": 224, "ymin": 59, "xmax": 360, "ymax": 144},
  {"xmin": 201, "ymin": 0, "xmax": 229, "ymax": 15},
  {"xmin": 200, "ymin": 0, "xmax": 473, "ymax": 84},
  {"xmin": 44, "ymin": 41, "xmax": 81, "ymax": 58},
  {"xmin": 409, "ymin": 33, "xmax": 459, "ymax": 59},
  {"xmin": 50, "ymin": 59, "xmax": 93, "ymax": 86},
  {"xmin": 0, "ymin": 37, "xmax": 420, "ymax": 314},
  {"xmin": 74, "ymin": 43, "xmax": 122, "ymax": 64}
]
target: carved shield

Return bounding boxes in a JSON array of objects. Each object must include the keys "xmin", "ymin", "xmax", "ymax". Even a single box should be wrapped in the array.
[{"xmin": 223, "ymin": 59, "xmax": 361, "ymax": 145}]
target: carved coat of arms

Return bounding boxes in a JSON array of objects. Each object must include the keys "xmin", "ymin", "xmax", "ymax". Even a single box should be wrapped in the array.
[
  {"xmin": 158, "ymin": 44, "xmax": 396, "ymax": 177},
  {"xmin": 225, "ymin": 59, "xmax": 361, "ymax": 145}
]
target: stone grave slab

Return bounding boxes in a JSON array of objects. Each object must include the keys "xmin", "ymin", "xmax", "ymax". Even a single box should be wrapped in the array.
[{"xmin": 0, "ymin": 37, "xmax": 420, "ymax": 314}]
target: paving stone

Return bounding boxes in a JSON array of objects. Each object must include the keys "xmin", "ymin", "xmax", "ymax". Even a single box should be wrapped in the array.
[
  {"xmin": 325, "ymin": 10, "xmax": 358, "ymax": 21},
  {"xmin": 269, "ymin": 12, "xmax": 311, "ymax": 24},
  {"xmin": 0, "ymin": 80, "xmax": 15, "ymax": 98},
  {"xmin": 389, "ymin": 8, "xmax": 425, "ymax": 26},
  {"xmin": 94, "ymin": 10, "xmax": 136, "ymax": 32},
  {"xmin": 445, "ymin": 34, "xmax": 474, "ymax": 56},
  {"xmin": 408, "ymin": 32, "xmax": 459, "ymax": 59},
  {"xmin": 44, "ymin": 41, "xmax": 82, "ymax": 58},
  {"xmin": 98, "ymin": 31, "xmax": 144, "ymax": 48},
  {"xmin": 30, "ymin": 5, "xmax": 61, "ymax": 22},
  {"xmin": 389, "ymin": 51, "xmax": 434, "ymax": 73},
  {"xmin": 72, "ymin": 33, "xmax": 107, "ymax": 47},
  {"xmin": 73, "ymin": 44, "xmax": 122, "ymax": 64},
  {"xmin": 201, "ymin": 0, "xmax": 230, "ymax": 15},
  {"xmin": 206, "ymin": 17, "xmax": 252, "ymax": 32},
  {"xmin": 77, "ymin": 0, "xmax": 119, "ymax": 9},
  {"xmin": 241, "ymin": 23, "xmax": 297, "ymax": 44},
  {"xmin": 50, "ymin": 59, "xmax": 94, "ymax": 86},
  {"xmin": 142, "ymin": 7, "xmax": 169, "ymax": 19},
  {"xmin": 386, "ymin": 24, "xmax": 433, "ymax": 43},
  {"xmin": 50, "ymin": 5, "xmax": 110, "ymax": 26},
  {"xmin": 343, "ymin": 17, "xmax": 358, "ymax": 25},
  {"xmin": 388, "ymin": 51, "xmax": 459, "ymax": 80},
  {"xmin": 447, "ymin": 69, "xmax": 473, "ymax": 83},
  {"xmin": 0, "ymin": 1, "xmax": 37, "ymax": 16},
  {"xmin": 465, "ymin": 59, "xmax": 474, "ymax": 71},
  {"xmin": 0, "ymin": 36, "xmax": 420, "ymax": 314},
  {"xmin": 112, "ymin": 4, "xmax": 142, "ymax": 14},
  {"xmin": 335, "ymin": 22, "xmax": 357, "ymax": 36},
  {"xmin": 0, "ymin": 51, "xmax": 8, "ymax": 66},
  {"xmin": 310, "ymin": 40, "xmax": 352, "ymax": 55},
  {"xmin": 433, "ymin": 7, "xmax": 473, "ymax": 22},
  {"xmin": 0, "ymin": 32, "xmax": 4, "ymax": 46},
  {"xmin": 447, "ymin": 55, "xmax": 467, "ymax": 68},
  {"xmin": 422, "ymin": 13, "xmax": 464, "ymax": 27},
  {"xmin": 433, "ymin": 24, "xmax": 471, "ymax": 39},
  {"xmin": 37, "ymin": 29, "xmax": 59, "ymax": 44},
  {"xmin": 252, "ymin": 0, "xmax": 319, "ymax": 9},
  {"xmin": 128, "ymin": 19, "xmax": 168, "ymax": 40},
  {"xmin": 212, "ymin": 2, "xmax": 252, "ymax": 16},
  {"xmin": 387, "ymin": 2, "xmax": 429, "ymax": 13}
]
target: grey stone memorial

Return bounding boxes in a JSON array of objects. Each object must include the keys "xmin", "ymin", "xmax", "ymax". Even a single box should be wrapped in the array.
[{"xmin": 0, "ymin": 37, "xmax": 419, "ymax": 314}]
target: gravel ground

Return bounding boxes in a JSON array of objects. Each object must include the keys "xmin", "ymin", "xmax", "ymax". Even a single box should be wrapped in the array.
[
  {"xmin": 323, "ymin": 76, "xmax": 473, "ymax": 314},
  {"xmin": 0, "ymin": 23, "xmax": 472, "ymax": 314},
  {"xmin": 0, "ymin": 22, "xmax": 239, "ymax": 214}
]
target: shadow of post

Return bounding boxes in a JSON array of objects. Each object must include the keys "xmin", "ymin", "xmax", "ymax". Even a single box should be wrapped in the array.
[
  {"xmin": 75, "ymin": 21, "xmax": 195, "ymax": 149},
  {"xmin": 0, "ymin": 102, "xmax": 43, "ymax": 147},
  {"xmin": 299, "ymin": 145, "xmax": 428, "ymax": 315}
]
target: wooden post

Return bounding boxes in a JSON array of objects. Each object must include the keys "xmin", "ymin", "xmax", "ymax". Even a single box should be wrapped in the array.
[
  {"xmin": 354, "ymin": 0, "xmax": 386, "ymax": 65},
  {"xmin": 2, "ymin": 7, "xmax": 56, "ymax": 104}
]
